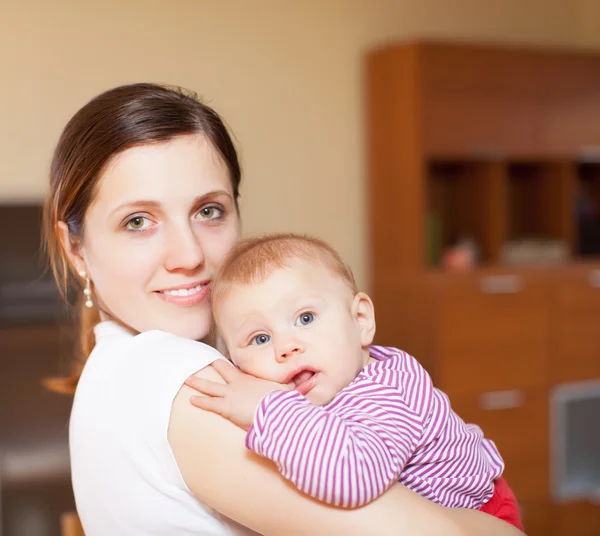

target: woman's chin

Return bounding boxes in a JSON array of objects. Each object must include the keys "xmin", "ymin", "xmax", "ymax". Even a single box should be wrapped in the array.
[
  {"xmin": 166, "ymin": 317, "xmax": 212, "ymax": 342},
  {"xmin": 139, "ymin": 312, "xmax": 212, "ymax": 342}
]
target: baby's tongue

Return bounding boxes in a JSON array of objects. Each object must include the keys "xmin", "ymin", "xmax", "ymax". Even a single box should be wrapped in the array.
[{"xmin": 293, "ymin": 370, "xmax": 314, "ymax": 386}]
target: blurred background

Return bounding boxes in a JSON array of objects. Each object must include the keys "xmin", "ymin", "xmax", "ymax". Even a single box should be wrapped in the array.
[{"xmin": 1, "ymin": 1, "xmax": 600, "ymax": 534}]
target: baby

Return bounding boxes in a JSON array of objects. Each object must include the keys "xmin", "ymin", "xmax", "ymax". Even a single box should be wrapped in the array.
[{"xmin": 187, "ymin": 234, "xmax": 523, "ymax": 530}]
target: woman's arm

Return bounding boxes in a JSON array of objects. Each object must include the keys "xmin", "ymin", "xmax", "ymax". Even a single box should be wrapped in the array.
[{"xmin": 169, "ymin": 367, "xmax": 524, "ymax": 536}]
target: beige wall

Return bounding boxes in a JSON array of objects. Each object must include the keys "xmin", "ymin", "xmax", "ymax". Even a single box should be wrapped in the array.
[{"xmin": 2, "ymin": 0, "xmax": 599, "ymax": 288}]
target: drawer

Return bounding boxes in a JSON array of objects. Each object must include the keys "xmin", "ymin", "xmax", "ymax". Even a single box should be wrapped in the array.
[
  {"xmin": 518, "ymin": 500, "xmax": 552, "ymax": 536},
  {"xmin": 553, "ymin": 501, "xmax": 600, "ymax": 536},
  {"xmin": 437, "ymin": 272, "xmax": 551, "ymax": 393},
  {"xmin": 553, "ymin": 268, "xmax": 600, "ymax": 383},
  {"xmin": 447, "ymin": 387, "xmax": 549, "ymax": 501}
]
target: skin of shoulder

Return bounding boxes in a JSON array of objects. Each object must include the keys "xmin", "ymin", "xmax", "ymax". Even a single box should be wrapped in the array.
[{"xmin": 168, "ymin": 368, "xmax": 525, "ymax": 536}]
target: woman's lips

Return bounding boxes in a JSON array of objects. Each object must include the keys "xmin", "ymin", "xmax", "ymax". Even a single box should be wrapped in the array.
[{"xmin": 155, "ymin": 282, "xmax": 210, "ymax": 307}]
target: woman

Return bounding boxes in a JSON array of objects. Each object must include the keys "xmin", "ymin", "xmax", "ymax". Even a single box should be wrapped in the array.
[{"xmin": 44, "ymin": 83, "xmax": 523, "ymax": 535}]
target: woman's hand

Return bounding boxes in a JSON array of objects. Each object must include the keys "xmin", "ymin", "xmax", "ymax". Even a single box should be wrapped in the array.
[{"xmin": 185, "ymin": 360, "xmax": 293, "ymax": 430}]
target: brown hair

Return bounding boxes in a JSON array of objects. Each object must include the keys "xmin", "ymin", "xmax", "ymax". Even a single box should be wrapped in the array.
[
  {"xmin": 43, "ymin": 83, "xmax": 242, "ymax": 394},
  {"xmin": 211, "ymin": 233, "xmax": 358, "ymax": 311}
]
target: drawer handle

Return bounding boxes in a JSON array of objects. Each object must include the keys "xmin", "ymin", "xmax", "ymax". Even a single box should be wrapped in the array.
[
  {"xmin": 588, "ymin": 269, "xmax": 600, "ymax": 288},
  {"xmin": 578, "ymin": 145, "xmax": 600, "ymax": 162},
  {"xmin": 479, "ymin": 389, "xmax": 524, "ymax": 411},
  {"xmin": 480, "ymin": 275, "xmax": 522, "ymax": 294}
]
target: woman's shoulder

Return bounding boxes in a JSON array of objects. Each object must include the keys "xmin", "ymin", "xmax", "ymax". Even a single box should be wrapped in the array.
[
  {"xmin": 75, "ymin": 321, "xmax": 228, "ymax": 475},
  {"xmin": 71, "ymin": 322, "xmax": 247, "ymax": 535},
  {"xmin": 78, "ymin": 321, "xmax": 226, "ymax": 435},
  {"xmin": 93, "ymin": 320, "xmax": 224, "ymax": 369}
]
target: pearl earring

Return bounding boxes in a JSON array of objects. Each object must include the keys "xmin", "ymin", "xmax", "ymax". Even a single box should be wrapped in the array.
[{"xmin": 79, "ymin": 270, "xmax": 93, "ymax": 308}]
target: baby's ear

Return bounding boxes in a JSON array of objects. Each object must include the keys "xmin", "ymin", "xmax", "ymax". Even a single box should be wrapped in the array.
[{"xmin": 351, "ymin": 292, "xmax": 376, "ymax": 347}]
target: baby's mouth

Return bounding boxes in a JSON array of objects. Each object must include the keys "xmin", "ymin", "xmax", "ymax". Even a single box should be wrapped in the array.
[
  {"xmin": 292, "ymin": 370, "xmax": 315, "ymax": 387},
  {"xmin": 289, "ymin": 369, "xmax": 318, "ymax": 396}
]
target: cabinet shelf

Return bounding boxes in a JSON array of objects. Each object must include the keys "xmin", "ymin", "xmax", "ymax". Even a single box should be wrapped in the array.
[{"xmin": 425, "ymin": 157, "xmax": 576, "ymax": 268}]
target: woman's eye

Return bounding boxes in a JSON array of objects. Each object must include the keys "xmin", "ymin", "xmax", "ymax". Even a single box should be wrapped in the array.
[
  {"xmin": 126, "ymin": 216, "xmax": 152, "ymax": 231},
  {"xmin": 197, "ymin": 206, "xmax": 223, "ymax": 220},
  {"xmin": 296, "ymin": 312, "xmax": 315, "ymax": 326},
  {"xmin": 252, "ymin": 334, "xmax": 271, "ymax": 346}
]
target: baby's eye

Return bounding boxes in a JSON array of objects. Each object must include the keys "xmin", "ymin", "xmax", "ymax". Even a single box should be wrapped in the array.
[
  {"xmin": 252, "ymin": 334, "xmax": 271, "ymax": 345},
  {"xmin": 126, "ymin": 216, "xmax": 152, "ymax": 232},
  {"xmin": 296, "ymin": 312, "xmax": 315, "ymax": 326}
]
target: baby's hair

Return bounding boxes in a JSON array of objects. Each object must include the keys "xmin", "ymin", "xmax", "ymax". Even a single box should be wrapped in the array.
[{"xmin": 212, "ymin": 233, "xmax": 357, "ymax": 309}]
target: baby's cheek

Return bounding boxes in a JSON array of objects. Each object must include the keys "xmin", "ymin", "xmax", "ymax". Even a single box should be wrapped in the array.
[
  {"xmin": 228, "ymin": 353, "xmax": 253, "ymax": 373},
  {"xmin": 239, "ymin": 358, "xmax": 280, "ymax": 382}
]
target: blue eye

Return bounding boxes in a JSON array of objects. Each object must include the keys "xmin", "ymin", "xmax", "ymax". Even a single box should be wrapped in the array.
[
  {"xmin": 296, "ymin": 312, "xmax": 314, "ymax": 326},
  {"xmin": 252, "ymin": 334, "xmax": 271, "ymax": 345}
]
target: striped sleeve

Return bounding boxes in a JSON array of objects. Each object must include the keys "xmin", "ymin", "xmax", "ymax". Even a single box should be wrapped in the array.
[{"xmin": 245, "ymin": 374, "xmax": 426, "ymax": 508}]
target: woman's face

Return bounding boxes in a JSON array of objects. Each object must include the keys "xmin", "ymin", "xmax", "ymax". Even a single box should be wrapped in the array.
[{"xmin": 72, "ymin": 135, "xmax": 239, "ymax": 340}]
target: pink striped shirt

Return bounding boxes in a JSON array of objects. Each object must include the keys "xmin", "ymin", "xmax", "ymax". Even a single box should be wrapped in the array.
[{"xmin": 246, "ymin": 346, "xmax": 504, "ymax": 508}]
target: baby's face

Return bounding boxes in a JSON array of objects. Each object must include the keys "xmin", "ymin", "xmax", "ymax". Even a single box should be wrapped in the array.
[{"xmin": 214, "ymin": 258, "xmax": 373, "ymax": 405}]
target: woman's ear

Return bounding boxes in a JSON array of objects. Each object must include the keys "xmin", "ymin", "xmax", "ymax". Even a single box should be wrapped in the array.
[
  {"xmin": 351, "ymin": 292, "xmax": 376, "ymax": 347},
  {"xmin": 58, "ymin": 221, "xmax": 87, "ymax": 275}
]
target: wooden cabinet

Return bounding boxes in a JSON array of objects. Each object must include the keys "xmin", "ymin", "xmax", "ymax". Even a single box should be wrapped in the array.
[
  {"xmin": 367, "ymin": 41, "xmax": 600, "ymax": 535},
  {"xmin": 372, "ymin": 266, "xmax": 600, "ymax": 535},
  {"xmin": 374, "ymin": 268, "xmax": 553, "ymax": 507},
  {"xmin": 553, "ymin": 266, "xmax": 600, "ymax": 383}
]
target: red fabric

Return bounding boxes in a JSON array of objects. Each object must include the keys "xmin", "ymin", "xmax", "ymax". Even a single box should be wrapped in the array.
[{"xmin": 477, "ymin": 477, "xmax": 524, "ymax": 531}]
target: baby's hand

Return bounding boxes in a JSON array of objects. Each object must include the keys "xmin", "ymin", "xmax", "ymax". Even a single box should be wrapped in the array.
[{"xmin": 185, "ymin": 360, "xmax": 292, "ymax": 430}]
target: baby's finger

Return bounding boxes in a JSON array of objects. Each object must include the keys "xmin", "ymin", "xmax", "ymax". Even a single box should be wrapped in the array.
[
  {"xmin": 185, "ymin": 376, "xmax": 227, "ymax": 398},
  {"xmin": 211, "ymin": 359, "xmax": 240, "ymax": 383},
  {"xmin": 190, "ymin": 395, "xmax": 226, "ymax": 417}
]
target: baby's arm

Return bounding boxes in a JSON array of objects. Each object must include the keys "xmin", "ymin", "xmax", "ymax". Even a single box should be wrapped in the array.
[{"xmin": 246, "ymin": 371, "xmax": 425, "ymax": 508}]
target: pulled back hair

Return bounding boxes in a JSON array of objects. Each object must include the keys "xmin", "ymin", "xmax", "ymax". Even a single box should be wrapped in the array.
[{"xmin": 43, "ymin": 83, "xmax": 242, "ymax": 394}]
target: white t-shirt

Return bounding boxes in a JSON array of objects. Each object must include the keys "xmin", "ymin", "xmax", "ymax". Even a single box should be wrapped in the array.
[{"xmin": 70, "ymin": 321, "xmax": 258, "ymax": 535}]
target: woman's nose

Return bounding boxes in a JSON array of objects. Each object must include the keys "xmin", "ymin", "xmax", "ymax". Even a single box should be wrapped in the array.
[
  {"xmin": 164, "ymin": 224, "xmax": 205, "ymax": 272},
  {"xmin": 275, "ymin": 338, "xmax": 305, "ymax": 363}
]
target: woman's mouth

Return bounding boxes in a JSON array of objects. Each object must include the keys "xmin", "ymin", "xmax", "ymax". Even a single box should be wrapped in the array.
[
  {"xmin": 156, "ymin": 281, "xmax": 210, "ymax": 307},
  {"xmin": 162, "ymin": 284, "xmax": 205, "ymax": 297}
]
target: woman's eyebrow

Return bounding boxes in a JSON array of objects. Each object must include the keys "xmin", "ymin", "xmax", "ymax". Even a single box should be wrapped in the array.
[
  {"xmin": 193, "ymin": 190, "xmax": 233, "ymax": 204},
  {"xmin": 110, "ymin": 200, "xmax": 162, "ymax": 216}
]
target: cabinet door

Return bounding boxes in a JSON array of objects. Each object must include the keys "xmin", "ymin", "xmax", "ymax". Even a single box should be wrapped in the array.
[
  {"xmin": 518, "ymin": 500, "xmax": 552, "ymax": 536},
  {"xmin": 448, "ymin": 387, "xmax": 550, "ymax": 504},
  {"xmin": 553, "ymin": 501, "xmax": 600, "ymax": 536},
  {"xmin": 553, "ymin": 267, "xmax": 600, "ymax": 383},
  {"xmin": 422, "ymin": 90, "xmax": 538, "ymax": 157},
  {"xmin": 537, "ymin": 54, "xmax": 600, "ymax": 154},
  {"xmin": 420, "ymin": 44, "xmax": 540, "ymax": 157},
  {"xmin": 436, "ymin": 271, "xmax": 551, "ymax": 395}
]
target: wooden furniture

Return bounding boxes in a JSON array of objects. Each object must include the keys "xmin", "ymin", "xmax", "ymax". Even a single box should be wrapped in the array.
[
  {"xmin": 0, "ymin": 323, "xmax": 76, "ymax": 533},
  {"xmin": 366, "ymin": 41, "xmax": 600, "ymax": 536}
]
